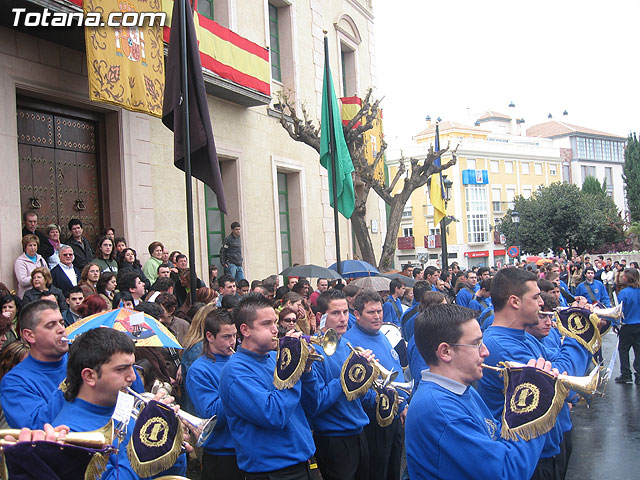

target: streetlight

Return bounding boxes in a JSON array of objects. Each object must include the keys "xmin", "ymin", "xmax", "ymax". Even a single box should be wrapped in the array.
[
  {"xmin": 511, "ymin": 210, "xmax": 520, "ymax": 265},
  {"xmin": 441, "ymin": 176, "xmax": 454, "ymax": 270}
]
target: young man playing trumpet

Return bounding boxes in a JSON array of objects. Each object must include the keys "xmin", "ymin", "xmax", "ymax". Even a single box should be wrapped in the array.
[
  {"xmin": 185, "ymin": 309, "xmax": 242, "ymax": 480},
  {"xmin": 308, "ymin": 289, "xmax": 373, "ymax": 480},
  {"xmin": 53, "ymin": 327, "xmax": 188, "ymax": 479},
  {"xmin": 406, "ymin": 303, "xmax": 551, "ymax": 479},
  {"xmin": 342, "ymin": 290, "xmax": 407, "ymax": 480},
  {"xmin": 478, "ymin": 268, "xmax": 592, "ymax": 480},
  {"xmin": 219, "ymin": 293, "xmax": 318, "ymax": 479}
]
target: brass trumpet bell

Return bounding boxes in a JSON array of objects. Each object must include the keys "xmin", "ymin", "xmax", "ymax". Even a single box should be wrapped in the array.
[
  {"xmin": 386, "ymin": 380, "xmax": 414, "ymax": 395},
  {"xmin": 592, "ymin": 303, "xmax": 624, "ymax": 320},
  {"xmin": 0, "ymin": 420, "xmax": 114, "ymax": 448},
  {"xmin": 303, "ymin": 328, "xmax": 338, "ymax": 356},
  {"xmin": 126, "ymin": 388, "xmax": 217, "ymax": 447}
]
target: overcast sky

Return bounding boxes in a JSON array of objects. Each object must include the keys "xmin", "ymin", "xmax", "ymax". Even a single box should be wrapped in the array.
[{"xmin": 373, "ymin": 0, "xmax": 639, "ymax": 144}]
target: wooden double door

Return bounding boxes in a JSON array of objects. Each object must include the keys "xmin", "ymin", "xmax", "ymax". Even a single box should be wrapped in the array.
[{"xmin": 17, "ymin": 103, "xmax": 103, "ymax": 245}]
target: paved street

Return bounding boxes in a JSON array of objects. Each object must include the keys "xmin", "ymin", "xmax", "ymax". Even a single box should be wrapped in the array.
[{"xmin": 567, "ymin": 330, "xmax": 640, "ymax": 480}]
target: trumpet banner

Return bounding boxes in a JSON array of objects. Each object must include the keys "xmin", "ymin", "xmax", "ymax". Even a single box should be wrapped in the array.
[
  {"xmin": 84, "ymin": 0, "xmax": 165, "ymax": 117},
  {"xmin": 375, "ymin": 386, "xmax": 399, "ymax": 428},
  {"xmin": 554, "ymin": 307, "xmax": 602, "ymax": 354},
  {"xmin": 500, "ymin": 365, "xmax": 568, "ymax": 441},
  {"xmin": 274, "ymin": 336, "xmax": 309, "ymax": 390},
  {"xmin": 341, "ymin": 350, "xmax": 377, "ymax": 401},
  {"xmin": 128, "ymin": 400, "xmax": 184, "ymax": 477}
]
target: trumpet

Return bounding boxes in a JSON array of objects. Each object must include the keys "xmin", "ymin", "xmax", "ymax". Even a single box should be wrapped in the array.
[
  {"xmin": 592, "ymin": 303, "xmax": 623, "ymax": 320},
  {"xmin": 386, "ymin": 380, "xmax": 414, "ymax": 395},
  {"xmin": 482, "ymin": 361, "xmax": 604, "ymax": 396},
  {"xmin": 303, "ymin": 329, "xmax": 338, "ymax": 356},
  {"xmin": 0, "ymin": 420, "xmax": 114, "ymax": 448},
  {"xmin": 126, "ymin": 388, "xmax": 217, "ymax": 447},
  {"xmin": 346, "ymin": 342, "xmax": 398, "ymax": 387}
]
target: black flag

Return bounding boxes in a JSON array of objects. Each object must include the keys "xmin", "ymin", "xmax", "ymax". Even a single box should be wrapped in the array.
[{"xmin": 162, "ymin": 0, "xmax": 227, "ymax": 213}]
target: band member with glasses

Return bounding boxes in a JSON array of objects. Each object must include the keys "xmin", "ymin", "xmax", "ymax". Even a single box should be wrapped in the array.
[
  {"xmin": 406, "ymin": 303, "xmax": 553, "ymax": 479},
  {"xmin": 478, "ymin": 268, "xmax": 592, "ymax": 480}
]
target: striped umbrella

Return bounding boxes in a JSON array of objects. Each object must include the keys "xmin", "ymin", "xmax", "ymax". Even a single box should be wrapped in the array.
[{"xmin": 65, "ymin": 306, "xmax": 182, "ymax": 349}]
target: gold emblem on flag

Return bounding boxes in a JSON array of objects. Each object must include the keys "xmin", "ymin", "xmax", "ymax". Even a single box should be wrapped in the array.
[
  {"xmin": 348, "ymin": 364, "xmax": 366, "ymax": 383},
  {"xmin": 510, "ymin": 382, "xmax": 540, "ymax": 414},
  {"xmin": 279, "ymin": 347, "xmax": 292, "ymax": 370},
  {"xmin": 140, "ymin": 417, "xmax": 169, "ymax": 448},
  {"xmin": 567, "ymin": 313, "xmax": 590, "ymax": 335}
]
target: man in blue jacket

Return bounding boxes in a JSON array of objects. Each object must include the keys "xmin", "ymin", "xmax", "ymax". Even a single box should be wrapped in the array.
[
  {"xmin": 53, "ymin": 327, "xmax": 187, "ymax": 480},
  {"xmin": 308, "ymin": 289, "xmax": 373, "ymax": 480},
  {"xmin": 575, "ymin": 266, "xmax": 611, "ymax": 307},
  {"xmin": 186, "ymin": 309, "xmax": 242, "ymax": 480},
  {"xmin": 478, "ymin": 268, "xmax": 592, "ymax": 480},
  {"xmin": 406, "ymin": 303, "xmax": 550, "ymax": 480},
  {"xmin": 382, "ymin": 279, "xmax": 405, "ymax": 327},
  {"xmin": 344, "ymin": 290, "xmax": 408, "ymax": 480},
  {"xmin": 219, "ymin": 294, "xmax": 317, "ymax": 479},
  {"xmin": 0, "ymin": 300, "xmax": 67, "ymax": 428}
]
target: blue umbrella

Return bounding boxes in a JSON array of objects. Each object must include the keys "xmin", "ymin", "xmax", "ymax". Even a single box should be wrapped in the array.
[{"xmin": 329, "ymin": 260, "xmax": 380, "ymax": 278}]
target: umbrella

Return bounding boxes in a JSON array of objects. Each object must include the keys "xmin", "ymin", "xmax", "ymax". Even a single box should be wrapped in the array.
[
  {"xmin": 526, "ymin": 256, "xmax": 543, "ymax": 263},
  {"xmin": 352, "ymin": 276, "xmax": 392, "ymax": 291},
  {"xmin": 329, "ymin": 260, "xmax": 380, "ymax": 278},
  {"xmin": 380, "ymin": 273, "xmax": 416, "ymax": 287},
  {"xmin": 279, "ymin": 264, "xmax": 343, "ymax": 280},
  {"xmin": 65, "ymin": 307, "xmax": 183, "ymax": 349},
  {"xmin": 536, "ymin": 258, "xmax": 552, "ymax": 266}
]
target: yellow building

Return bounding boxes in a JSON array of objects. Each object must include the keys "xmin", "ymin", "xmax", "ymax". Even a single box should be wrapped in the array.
[{"xmin": 386, "ymin": 113, "xmax": 562, "ymax": 269}]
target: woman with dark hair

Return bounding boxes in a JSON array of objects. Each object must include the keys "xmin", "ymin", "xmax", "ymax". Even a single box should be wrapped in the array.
[
  {"xmin": 78, "ymin": 262, "xmax": 100, "ymax": 297},
  {"xmin": 142, "ymin": 241, "xmax": 165, "ymax": 285},
  {"xmin": 14, "ymin": 234, "xmax": 48, "ymax": 298},
  {"xmin": 277, "ymin": 307, "xmax": 299, "ymax": 337},
  {"xmin": 118, "ymin": 248, "xmax": 151, "ymax": 290},
  {"xmin": 1, "ymin": 295, "xmax": 22, "ymax": 348},
  {"xmin": 156, "ymin": 292, "xmax": 190, "ymax": 345},
  {"xmin": 102, "ymin": 227, "xmax": 115, "ymax": 241},
  {"xmin": 76, "ymin": 294, "xmax": 109, "ymax": 319},
  {"xmin": 93, "ymin": 236, "xmax": 118, "ymax": 274},
  {"xmin": 96, "ymin": 272, "xmax": 118, "ymax": 308},
  {"xmin": 602, "ymin": 264, "xmax": 615, "ymax": 303},
  {"xmin": 22, "ymin": 267, "xmax": 66, "ymax": 309}
]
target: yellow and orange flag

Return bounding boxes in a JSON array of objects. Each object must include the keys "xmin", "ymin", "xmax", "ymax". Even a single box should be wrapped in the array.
[{"xmin": 84, "ymin": 0, "xmax": 165, "ymax": 117}]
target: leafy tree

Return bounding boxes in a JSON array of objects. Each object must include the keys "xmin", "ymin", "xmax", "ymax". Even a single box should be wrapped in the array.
[
  {"xmin": 498, "ymin": 182, "xmax": 623, "ymax": 256},
  {"xmin": 623, "ymin": 133, "xmax": 640, "ymax": 222},
  {"xmin": 275, "ymin": 89, "xmax": 456, "ymax": 270},
  {"xmin": 581, "ymin": 176, "xmax": 606, "ymax": 196}
]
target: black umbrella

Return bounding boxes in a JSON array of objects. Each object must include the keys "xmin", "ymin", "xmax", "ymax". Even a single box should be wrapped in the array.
[
  {"xmin": 280, "ymin": 264, "xmax": 344, "ymax": 280},
  {"xmin": 380, "ymin": 273, "xmax": 416, "ymax": 287}
]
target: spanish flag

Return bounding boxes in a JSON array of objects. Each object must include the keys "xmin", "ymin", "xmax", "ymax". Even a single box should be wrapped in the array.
[{"xmin": 429, "ymin": 123, "xmax": 446, "ymax": 226}]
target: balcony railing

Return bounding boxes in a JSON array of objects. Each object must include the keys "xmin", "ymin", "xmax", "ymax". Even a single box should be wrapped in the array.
[{"xmin": 397, "ymin": 236, "xmax": 415, "ymax": 250}]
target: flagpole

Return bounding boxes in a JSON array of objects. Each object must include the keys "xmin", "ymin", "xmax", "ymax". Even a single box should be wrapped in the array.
[
  {"xmin": 180, "ymin": 0, "xmax": 197, "ymax": 305},
  {"xmin": 436, "ymin": 123, "xmax": 449, "ymax": 270},
  {"xmin": 324, "ymin": 35, "xmax": 342, "ymax": 275}
]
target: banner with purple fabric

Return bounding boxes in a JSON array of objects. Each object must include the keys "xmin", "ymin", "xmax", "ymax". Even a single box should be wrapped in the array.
[
  {"xmin": 554, "ymin": 307, "xmax": 601, "ymax": 354},
  {"xmin": 274, "ymin": 336, "xmax": 309, "ymax": 390},
  {"xmin": 375, "ymin": 385, "xmax": 399, "ymax": 428},
  {"xmin": 500, "ymin": 365, "xmax": 568, "ymax": 441}
]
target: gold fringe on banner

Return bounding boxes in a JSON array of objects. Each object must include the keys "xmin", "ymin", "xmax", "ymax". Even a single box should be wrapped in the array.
[
  {"xmin": 85, "ymin": 450, "xmax": 110, "ymax": 480},
  {"xmin": 273, "ymin": 338, "xmax": 310, "ymax": 390},
  {"xmin": 500, "ymin": 368, "xmax": 569, "ymax": 442},
  {"xmin": 127, "ymin": 418, "xmax": 184, "ymax": 478},
  {"xmin": 341, "ymin": 351, "xmax": 378, "ymax": 401}
]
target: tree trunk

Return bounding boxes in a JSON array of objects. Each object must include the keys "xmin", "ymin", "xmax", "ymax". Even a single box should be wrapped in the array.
[
  {"xmin": 379, "ymin": 195, "xmax": 409, "ymax": 271},
  {"xmin": 351, "ymin": 211, "xmax": 376, "ymax": 266}
]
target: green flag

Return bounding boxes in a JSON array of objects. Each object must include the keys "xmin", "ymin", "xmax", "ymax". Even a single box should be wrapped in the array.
[{"xmin": 320, "ymin": 53, "xmax": 355, "ymax": 219}]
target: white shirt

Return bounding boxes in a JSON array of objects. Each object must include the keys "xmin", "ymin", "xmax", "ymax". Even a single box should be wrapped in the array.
[{"xmin": 59, "ymin": 262, "xmax": 78, "ymax": 286}]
